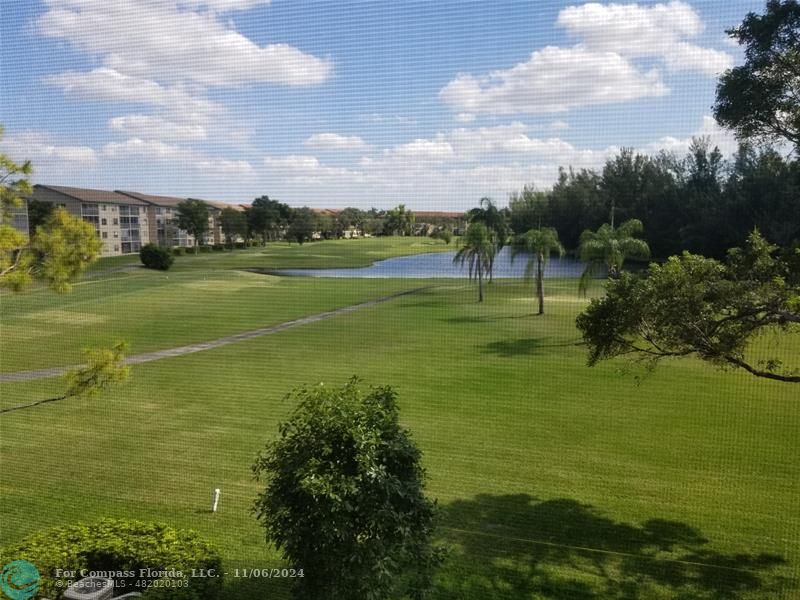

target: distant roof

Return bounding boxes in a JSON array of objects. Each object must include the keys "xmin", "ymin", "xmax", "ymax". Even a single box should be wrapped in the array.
[
  {"xmin": 202, "ymin": 200, "xmax": 244, "ymax": 211},
  {"xmin": 116, "ymin": 190, "xmax": 187, "ymax": 207},
  {"xmin": 415, "ymin": 211, "xmax": 465, "ymax": 218},
  {"xmin": 34, "ymin": 185, "xmax": 148, "ymax": 206},
  {"xmin": 311, "ymin": 208, "xmax": 341, "ymax": 216}
]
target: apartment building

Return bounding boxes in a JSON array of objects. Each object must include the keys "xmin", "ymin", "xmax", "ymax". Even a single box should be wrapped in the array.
[
  {"xmin": 204, "ymin": 200, "xmax": 246, "ymax": 244},
  {"xmin": 117, "ymin": 192, "xmax": 238, "ymax": 247},
  {"xmin": 31, "ymin": 185, "xmax": 150, "ymax": 257},
  {"xmin": 116, "ymin": 191, "xmax": 199, "ymax": 248},
  {"xmin": 2, "ymin": 198, "xmax": 29, "ymax": 236}
]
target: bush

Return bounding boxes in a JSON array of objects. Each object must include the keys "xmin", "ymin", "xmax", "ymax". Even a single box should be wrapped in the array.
[
  {"xmin": 0, "ymin": 519, "xmax": 222, "ymax": 600},
  {"xmin": 140, "ymin": 243, "xmax": 174, "ymax": 270},
  {"xmin": 212, "ymin": 244, "xmax": 225, "ymax": 252},
  {"xmin": 430, "ymin": 228, "xmax": 453, "ymax": 244},
  {"xmin": 253, "ymin": 379, "xmax": 443, "ymax": 600},
  {"xmin": 172, "ymin": 247, "xmax": 185, "ymax": 256},
  {"xmin": 198, "ymin": 245, "xmax": 212, "ymax": 253},
  {"xmin": 235, "ymin": 242, "xmax": 246, "ymax": 250}
]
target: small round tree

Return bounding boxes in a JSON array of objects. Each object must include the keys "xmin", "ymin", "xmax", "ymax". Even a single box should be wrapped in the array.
[
  {"xmin": 252, "ymin": 379, "xmax": 443, "ymax": 600},
  {"xmin": 140, "ymin": 243, "xmax": 174, "ymax": 270}
]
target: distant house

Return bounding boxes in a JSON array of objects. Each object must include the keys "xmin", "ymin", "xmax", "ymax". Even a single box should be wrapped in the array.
[
  {"xmin": 31, "ymin": 185, "xmax": 151, "ymax": 257},
  {"xmin": 414, "ymin": 211, "xmax": 467, "ymax": 235},
  {"xmin": 311, "ymin": 208, "xmax": 361, "ymax": 239}
]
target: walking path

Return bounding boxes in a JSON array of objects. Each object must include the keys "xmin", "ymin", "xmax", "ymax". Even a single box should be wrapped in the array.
[{"xmin": 1, "ymin": 286, "xmax": 431, "ymax": 384}]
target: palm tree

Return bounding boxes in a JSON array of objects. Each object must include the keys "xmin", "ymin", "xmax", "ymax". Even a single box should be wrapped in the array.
[
  {"xmin": 577, "ymin": 218, "xmax": 650, "ymax": 296},
  {"xmin": 454, "ymin": 222, "xmax": 495, "ymax": 302},
  {"xmin": 467, "ymin": 197, "xmax": 508, "ymax": 283},
  {"xmin": 512, "ymin": 227, "xmax": 565, "ymax": 315}
]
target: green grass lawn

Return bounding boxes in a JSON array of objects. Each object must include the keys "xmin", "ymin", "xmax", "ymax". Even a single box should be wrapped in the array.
[
  {"xmin": 87, "ymin": 236, "xmax": 455, "ymax": 273},
  {"xmin": 1, "ymin": 239, "xmax": 798, "ymax": 599}
]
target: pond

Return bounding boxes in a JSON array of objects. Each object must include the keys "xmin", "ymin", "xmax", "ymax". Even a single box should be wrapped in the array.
[{"xmin": 276, "ymin": 247, "xmax": 589, "ymax": 278}]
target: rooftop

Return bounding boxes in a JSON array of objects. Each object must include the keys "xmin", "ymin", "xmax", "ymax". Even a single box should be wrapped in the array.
[
  {"xmin": 115, "ymin": 190, "xmax": 188, "ymax": 207},
  {"xmin": 34, "ymin": 185, "xmax": 148, "ymax": 206}
]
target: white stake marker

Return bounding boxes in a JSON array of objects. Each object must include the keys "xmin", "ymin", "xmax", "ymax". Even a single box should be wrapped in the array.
[{"xmin": 212, "ymin": 488, "xmax": 220, "ymax": 513}]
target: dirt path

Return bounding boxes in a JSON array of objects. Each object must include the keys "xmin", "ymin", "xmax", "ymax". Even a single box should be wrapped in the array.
[{"xmin": 1, "ymin": 286, "xmax": 431, "ymax": 384}]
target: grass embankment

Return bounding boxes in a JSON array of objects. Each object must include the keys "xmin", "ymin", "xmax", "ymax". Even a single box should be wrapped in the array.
[{"xmin": 1, "ymin": 238, "xmax": 798, "ymax": 599}]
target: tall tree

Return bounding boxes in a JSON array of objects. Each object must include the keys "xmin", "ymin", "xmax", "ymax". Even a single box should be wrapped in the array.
[
  {"xmin": 454, "ymin": 222, "xmax": 495, "ymax": 303},
  {"xmin": 336, "ymin": 207, "xmax": 366, "ymax": 237},
  {"xmin": 287, "ymin": 207, "xmax": 316, "ymax": 245},
  {"xmin": 713, "ymin": 0, "xmax": 800, "ymax": 150},
  {"xmin": 219, "ymin": 207, "xmax": 247, "ymax": 247},
  {"xmin": 384, "ymin": 204, "xmax": 415, "ymax": 236},
  {"xmin": 248, "ymin": 196, "xmax": 292, "ymax": 242},
  {"xmin": 253, "ymin": 379, "xmax": 442, "ymax": 600},
  {"xmin": 512, "ymin": 227, "xmax": 565, "ymax": 315},
  {"xmin": 577, "ymin": 219, "xmax": 650, "ymax": 296},
  {"xmin": 576, "ymin": 231, "xmax": 800, "ymax": 383},
  {"xmin": 1, "ymin": 131, "xmax": 101, "ymax": 292},
  {"xmin": 468, "ymin": 197, "xmax": 509, "ymax": 282},
  {"xmin": 175, "ymin": 198, "xmax": 209, "ymax": 253}
]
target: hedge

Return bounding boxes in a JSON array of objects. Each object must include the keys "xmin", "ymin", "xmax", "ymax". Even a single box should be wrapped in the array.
[
  {"xmin": 0, "ymin": 519, "xmax": 222, "ymax": 600},
  {"xmin": 172, "ymin": 247, "xmax": 185, "ymax": 256}
]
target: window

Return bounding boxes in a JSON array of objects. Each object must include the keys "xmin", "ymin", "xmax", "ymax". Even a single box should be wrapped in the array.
[
  {"xmin": 113, "ymin": 218, "xmax": 118, "ymax": 225},
  {"xmin": 102, "ymin": 231, "xmax": 107, "ymax": 239},
  {"xmin": 101, "ymin": 218, "xmax": 107, "ymax": 225}
]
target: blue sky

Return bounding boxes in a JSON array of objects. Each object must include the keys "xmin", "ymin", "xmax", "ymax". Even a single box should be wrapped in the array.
[{"xmin": 0, "ymin": 0, "xmax": 765, "ymax": 209}]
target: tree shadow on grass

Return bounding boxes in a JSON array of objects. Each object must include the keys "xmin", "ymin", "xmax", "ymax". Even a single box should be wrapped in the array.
[
  {"xmin": 482, "ymin": 338, "xmax": 583, "ymax": 357},
  {"xmin": 434, "ymin": 493, "xmax": 789, "ymax": 600}
]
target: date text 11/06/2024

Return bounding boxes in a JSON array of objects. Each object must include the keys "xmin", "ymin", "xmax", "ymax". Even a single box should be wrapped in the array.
[{"xmin": 53, "ymin": 567, "xmax": 305, "ymax": 580}]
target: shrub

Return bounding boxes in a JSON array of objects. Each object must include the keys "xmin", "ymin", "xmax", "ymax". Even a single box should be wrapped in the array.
[
  {"xmin": 431, "ymin": 228, "xmax": 453, "ymax": 244},
  {"xmin": 212, "ymin": 244, "xmax": 225, "ymax": 252},
  {"xmin": 172, "ymin": 247, "xmax": 185, "ymax": 256},
  {"xmin": 0, "ymin": 519, "xmax": 222, "ymax": 600},
  {"xmin": 235, "ymin": 242, "xmax": 246, "ymax": 250},
  {"xmin": 198, "ymin": 245, "xmax": 212, "ymax": 253},
  {"xmin": 253, "ymin": 379, "xmax": 443, "ymax": 600},
  {"xmin": 140, "ymin": 244, "xmax": 174, "ymax": 271}
]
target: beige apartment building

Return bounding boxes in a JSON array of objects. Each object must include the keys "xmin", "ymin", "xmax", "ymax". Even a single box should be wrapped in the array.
[
  {"xmin": 116, "ymin": 191, "xmax": 203, "ymax": 248},
  {"xmin": 30, "ymin": 185, "xmax": 243, "ymax": 256},
  {"xmin": 31, "ymin": 185, "xmax": 151, "ymax": 257}
]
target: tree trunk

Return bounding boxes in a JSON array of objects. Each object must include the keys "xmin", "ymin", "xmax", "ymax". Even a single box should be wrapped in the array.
[
  {"xmin": 537, "ymin": 255, "xmax": 545, "ymax": 315},
  {"xmin": 478, "ymin": 265, "xmax": 484, "ymax": 303}
]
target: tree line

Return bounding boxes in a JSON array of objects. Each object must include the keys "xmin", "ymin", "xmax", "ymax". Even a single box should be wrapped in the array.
[
  {"xmin": 218, "ymin": 200, "xmax": 424, "ymax": 246},
  {"xmin": 507, "ymin": 140, "xmax": 799, "ymax": 260}
]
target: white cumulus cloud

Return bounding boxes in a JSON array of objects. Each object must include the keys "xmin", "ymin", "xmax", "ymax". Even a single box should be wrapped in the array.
[
  {"xmin": 37, "ymin": 1, "xmax": 331, "ymax": 87},
  {"xmin": 304, "ymin": 133, "xmax": 368, "ymax": 150},
  {"xmin": 0, "ymin": 131, "xmax": 97, "ymax": 164},
  {"xmin": 109, "ymin": 115, "xmax": 207, "ymax": 142},
  {"xmin": 557, "ymin": 1, "xmax": 733, "ymax": 76},
  {"xmin": 440, "ymin": 46, "xmax": 667, "ymax": 115}
]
